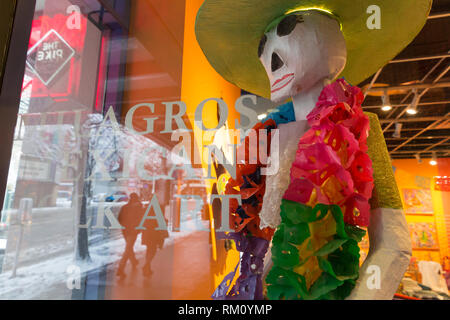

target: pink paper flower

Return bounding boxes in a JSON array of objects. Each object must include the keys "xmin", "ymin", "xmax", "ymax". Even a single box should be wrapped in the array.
[{"xmin": 286, "ymin": 79, "xmax": 373, "ymax": 227}]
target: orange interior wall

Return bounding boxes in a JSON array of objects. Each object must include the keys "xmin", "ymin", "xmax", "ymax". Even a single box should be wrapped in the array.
[
  {"xmin": 392, "ymin": 158, "xmax": 450, "ymax": 263},
  {"xmin": 179, "ymin": 0, "xmax": 242, "ymax": 298},
  {"xmin": 108, "ymin": 0, "xmax": 243, "ymax": 299},
  {"xmin": 108, "ymin": 0, "xmax": 188, "ymax": 300},
  {"xmin": 119, "ymin": 0, "xmax": 187, "ymax": 147},
  {"xmin": 438, "ymin": 158, "xmax": 450, "ymax": 255}
]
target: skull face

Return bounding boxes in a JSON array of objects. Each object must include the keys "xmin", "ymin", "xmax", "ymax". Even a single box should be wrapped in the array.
[{"xmin": 258, "ymin": 11, "xmax": 347, "ymax": 103}]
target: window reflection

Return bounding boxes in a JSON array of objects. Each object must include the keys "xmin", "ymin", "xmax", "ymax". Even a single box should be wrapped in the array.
[{"xmin": 0, "ymin": 0, "xmax": 213, "ymax": 300}]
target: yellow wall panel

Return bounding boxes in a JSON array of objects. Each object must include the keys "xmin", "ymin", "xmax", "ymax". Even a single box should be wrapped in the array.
[{"xmin": 393, "ymin": 159, "xmax": 449, "ymax": 263}]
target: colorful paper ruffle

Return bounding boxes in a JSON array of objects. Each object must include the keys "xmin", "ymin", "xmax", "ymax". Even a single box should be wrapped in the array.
[
  {"xmin": 213, "ymin": 78, "xmax": 374, "ymax": 300},
  {"xmin": 286, "ymin": 79, "xmax": 373, "ymax": 227},
  {"xmin": 212, "ymin": 232, "xmax": 269, "ymax": 300},
  {"xmin": 266, "ymin": 200, "xmax": 365, "ymax": 300},
  {"xmin": 225, "ymin": 119, "xmax": 277, "ymax": 241}
]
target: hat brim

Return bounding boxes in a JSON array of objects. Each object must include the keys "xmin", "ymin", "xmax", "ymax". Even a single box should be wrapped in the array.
[{"xmin": 195, "ymin": 0, "xmax": 432, "ymax": 99}]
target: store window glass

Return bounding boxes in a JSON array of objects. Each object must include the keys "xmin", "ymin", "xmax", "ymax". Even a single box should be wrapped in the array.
[
  {"xmin": 0, "ymin": 0, "xmax": 449, "ymax": 303},
  {"xmin": 0, "ymin": 0, "xmax": 243, "ymax": 300}
]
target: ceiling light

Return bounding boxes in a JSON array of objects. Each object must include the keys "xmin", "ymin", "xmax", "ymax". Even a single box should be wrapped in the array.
[
  {"xmin": 257, "ymin": 113, "xmax": 267, "ymax": 120},
  {"xmin": 406, "ymin": 89, "xmax": 420, "ymax": 115},
  {"xmin": 429, "ymin": 151, "xmax": 437, "ymax": 166},
  {"xmin": 381, "ymin": 93, "xmax": 392, "ymax": 111},
  {"xmin": 406, "ymin": 108, "xmax": 418, "ymax": 115},
  {"xmin": 393, "ymin": 122, "xmax": 402, "ymax": 138},
  {"xmin": 415, "ymin": 153, "xmax": 422, "ymax": 164}
]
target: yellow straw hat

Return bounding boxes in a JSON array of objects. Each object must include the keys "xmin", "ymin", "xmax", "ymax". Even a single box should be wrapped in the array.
[{"xmin": 195, "ymin": 0, "xmax": 432, "ymax": 99}]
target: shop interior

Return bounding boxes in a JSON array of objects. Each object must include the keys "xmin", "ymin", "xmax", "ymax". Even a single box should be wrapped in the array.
[{"xmin": 0, "ymin": 0, "xmax": 448, "ymax": 300}]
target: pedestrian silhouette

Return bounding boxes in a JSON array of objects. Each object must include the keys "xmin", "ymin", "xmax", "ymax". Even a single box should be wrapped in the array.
[
  {"xmin": 117, "ymin": 193, "xmax": 143, "ymax": 277},
  {"xmin": 141, "ymin": 207, "xmax": 169, "ymax": 277}
]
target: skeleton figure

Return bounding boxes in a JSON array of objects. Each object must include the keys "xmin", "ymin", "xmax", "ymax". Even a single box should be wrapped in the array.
[
  {"xmin": 256, "ymin": 11, "xmax": 412, "ymax": 300},
  {"xmin": 258, "ymin": 12, "xmax": 346, "ymax": 119},
  {"xmin": 195, "ymin": 0, "xmax": 432, "ymax": 300}
]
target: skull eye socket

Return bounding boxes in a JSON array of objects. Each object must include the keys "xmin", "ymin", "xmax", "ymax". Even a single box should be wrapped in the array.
[
  {"xmin": 277, "ymin": 14, "xmax": 304, "ymax": 37},
  {"xmin": 271, "ymin": 52, "xmax": 284, "ymax": 72},
  {"xmin": 258, "ymin": 34, "xmax": 267, "ymax": 58}
]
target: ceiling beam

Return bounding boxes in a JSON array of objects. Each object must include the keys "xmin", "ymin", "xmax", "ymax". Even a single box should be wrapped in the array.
[
  {"xmin": 384, "ymin": 128, "xmax": 450, "ymax": 133},
  {"xmin": 383, "ymin": 59, "xmax": 448, "ymax": 130},
  {"xmin": 387, "ymin": 143, "xmax": 450, "ymax": 148},
  {"xmin": 384, "ymin": 135, "xmax": 450, "ymax": 140},
  {"xmin": 419, "ymin": 137, "xmax": 450, "ymax": 153},
  {"xmin": 363, "ymin": 68, "xmax": 383, "ymax": 98},
  {"xmin": 389, "ymin": 112, "xmax": 450, "ymax": 153},
  {"xmin": 428, "ymin": 12, "xmax": 450, "ymax": 19},
  {"xmin": 363, "ymin": 100, "xmax": 450, "ymax": 110},
  {"xmin": 382, "ymin": 64, "xmax": 450, "ymax": 130},
  {"xmin": 365, "ymin": 81, "xmax": 450, "ymax": 93},
  {"xmin": 391, "ymin": 156, "xmax": 442, "ymax": 159},
  {"xmin": 390, "ymin": 53, "xmax": 450, "ymax": 64},
  {"xmin": 379, "ymin": 116, "xmax": 450, "ymax": 123},
  {"xmin": 390, "ymin": 149, "xmax": 450, "ymax": 154}
]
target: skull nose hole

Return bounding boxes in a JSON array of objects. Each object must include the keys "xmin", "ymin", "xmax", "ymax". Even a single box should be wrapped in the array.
[{"xmin": 271, "ymin": 52, "xmax": 284, "ymax": 72}]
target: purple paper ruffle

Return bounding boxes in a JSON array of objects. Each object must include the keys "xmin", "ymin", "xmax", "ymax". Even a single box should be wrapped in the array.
[{"xmin": 212, "ymin": 232, "xmax": 269, "ymax": 300}]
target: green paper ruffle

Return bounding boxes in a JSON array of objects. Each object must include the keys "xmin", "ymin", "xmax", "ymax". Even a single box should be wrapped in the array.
[{"xmin": 266, "ymin": 200, "xmax": 365, "ymax": 300}]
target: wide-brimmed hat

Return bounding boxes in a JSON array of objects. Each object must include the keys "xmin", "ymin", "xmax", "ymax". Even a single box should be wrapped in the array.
[{"xmin": 195, "ymin": 0, "xmax": 432, "ymax": 99}]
